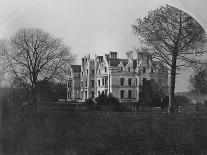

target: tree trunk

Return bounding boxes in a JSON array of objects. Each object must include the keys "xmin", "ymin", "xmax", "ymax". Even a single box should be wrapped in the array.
[
  {"xmin": 31, "ymin": 78, "xmax": 38, "ymax": 109},
  {"xmin": 168, "ymin": 55, "xmax": 177, "ymax": 113},
  {"xmin": 32, "ymin": 88, "xmax": 38, "ymax": 104}
]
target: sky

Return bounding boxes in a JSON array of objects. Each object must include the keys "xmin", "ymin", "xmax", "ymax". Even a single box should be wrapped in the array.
[{"xmin": 0, "ymin": 0, "xmax": 206, "ymax": 92}]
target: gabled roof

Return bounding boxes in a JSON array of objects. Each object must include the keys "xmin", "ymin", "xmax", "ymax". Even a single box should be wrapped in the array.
[
  {"xmin": 108, "ymin": 58, "xmax": 128, "ymax": 67},
  {"xmin": 71, "ymin": 65, "xmax": 81, "ymax": 72}
]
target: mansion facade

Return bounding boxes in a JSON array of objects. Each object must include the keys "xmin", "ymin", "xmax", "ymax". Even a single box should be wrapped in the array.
[{"xmin": 67, "ymin": 51, "xmax": 168, "ymax": 103}]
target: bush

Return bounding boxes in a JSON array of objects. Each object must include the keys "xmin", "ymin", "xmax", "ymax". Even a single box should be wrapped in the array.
[
  {"xmin": 204, "ymin": 100, "xmax": 207, "ymax": 108},
  {"xmin": 94, "ymin": 93, "xmax": 122, "ymax": 111},
  {"xmin": 175, "ymin": 95, "xmax": 192, "ymax": 107},
  {"xmin": 106, "ymin": 93, "xmax": 119, "ymax": 106},
  {"xmin": 95, "ymin": 93, "xmax": 119, "ymax": 106},
  {"xmin": 85, "ymin": 98, "xmax": 95, "ymax": 111},
  {"xmin": 139, "ymin": 80, "xmax": 164, "ymax": 107},
  {"xmin": 95, "ymin": 92, "xmax": 107, "ymax": 105}
]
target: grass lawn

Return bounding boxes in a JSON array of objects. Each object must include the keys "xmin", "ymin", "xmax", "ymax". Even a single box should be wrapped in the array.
[{"xmin": 2, "ymin": 109, "xmax": 207, "ymax": 155}]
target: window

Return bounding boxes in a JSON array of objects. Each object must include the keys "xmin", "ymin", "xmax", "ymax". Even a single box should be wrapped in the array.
[
  {"xmin": 86, "ymin": 69, "xmax": 88, "ymax": 75},
  {"xmin": 120, "ymin": 90, "xmax": 124, "ymax": 98},
  {"xmin": 105, "ymin": 66, "xmax": 107, "ymax": 72},
  {"xmin": 128, "ymin": 67, "xmax": 130, "ymax": 72},
  {"xmin": 85, "ymin": 91, "xmax": 87, "ymax": 99},
  {"xmin": 151, "ymin": 68, "xmax": 153, "ymax": 73},
  {"xmin": 120, "ymin": 67, "xmax": 123, "ymax": 71},
  {"xmin": 91, "ymin": 69, "xmax": 94, "ymax": 74},
  {"xmin": 102, "ymin": 78, "xmax": 104, "ymax": 86},
  {"xmin": 98, "ymin": 80, "xmax": 101, "ymax": 86},
  {"xmin": 128, "ymin": 78, "xmax": 132, "ymax": 86},
  {"xmin": 68, "ymin": 81, "xmax": 72, "ymax": 87},
  {"xmin": 81, "ymin": 81, "xmax": 83, "ymax": 87},
  {"xmin": 81, "ymin": 72, "xmax": 83, "ymax": 75},
  {"xmin": 85, "ymin": 80, "xmax": 87, "ymax": 87},
  {"xmin": 120, "ymin": 78, "xmax": 124, "ymax": 86},
  {"xmin": 98, "ymin": 69, "xmax": 100, "ymax": 74},
  {"xmin": 143, "ymin": 67, "xmax": 146, "ymax": 73},
  {"xmin": 128, "ymin": 90, "xmax": 132, "ymax": 99},
  {"xmin": 68, "ymin": 91, "xmax": 71, "ymax": 98},
  {"xmin": 143, "ymin": 78, "xmax": 147, "ymax": 84},
  {"xmin": 91, "ymin": 91, "xmax": 94, "ymax": 98},
  {"xmin": 91, "ymin": 80, "xmax": 94, "ymax": 87},
  {"xmin": 105, "ymin": 78, "xmax": 107, "ymax": 86}
]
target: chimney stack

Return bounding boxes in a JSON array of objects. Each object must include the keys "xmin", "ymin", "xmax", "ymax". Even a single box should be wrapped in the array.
[{"xmin": 109, "ymin": 51, "xmax": 117, "ymax": 59}]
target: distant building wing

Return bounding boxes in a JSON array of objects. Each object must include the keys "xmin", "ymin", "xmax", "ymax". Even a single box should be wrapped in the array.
[{"xmin": 71, "ymin": 65, "xmax": 81, "ymax": 73}]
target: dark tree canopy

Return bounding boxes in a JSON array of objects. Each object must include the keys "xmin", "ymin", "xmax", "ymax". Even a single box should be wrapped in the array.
[
  {"xmin": 133, "ymin": 5, "xmax": 206, "ymax": 113},
  {"xmin": 139, "ymin": 80, "xmax": 165, "ymax": 107},
  {"xmin": 190, "ymin": 68, "xmax": 207, "ymax": 97},
  {"xmin": 37, "ymin": 80, "xmax": 67, "ymax": 102}
]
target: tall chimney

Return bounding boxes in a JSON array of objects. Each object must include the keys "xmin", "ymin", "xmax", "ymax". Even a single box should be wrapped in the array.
[{"xmin": 109, "ymin": 51, "xmax": 117, "ymax": 59}]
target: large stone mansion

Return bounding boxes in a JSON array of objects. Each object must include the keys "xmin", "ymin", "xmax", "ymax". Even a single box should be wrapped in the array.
[{"xmin": 67, "ymin": 51, "xmax": 168, "ymax": 103}]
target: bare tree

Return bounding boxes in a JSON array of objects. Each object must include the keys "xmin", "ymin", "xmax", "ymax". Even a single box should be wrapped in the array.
[
  {"xmin": 1, "ymin": 28, "xmax": 76, "ymax": 105},
  {"xmin": 132, "ymin": 5, "xmax": 206, "ymax": 113},
  {"xmin": 0, "ymin": 40, "xmax": 11, "ymax": 87}
]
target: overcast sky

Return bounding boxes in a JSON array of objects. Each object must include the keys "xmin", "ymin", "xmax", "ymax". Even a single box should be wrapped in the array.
[{"xmin": 0, "ymin": 0, "xmax": 206, "ymax": 92}]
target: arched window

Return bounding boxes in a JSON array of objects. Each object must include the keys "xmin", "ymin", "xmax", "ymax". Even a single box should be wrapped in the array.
[{"xmin": 120, "ymin": 67, "xmax": 123, "ymax": 71}]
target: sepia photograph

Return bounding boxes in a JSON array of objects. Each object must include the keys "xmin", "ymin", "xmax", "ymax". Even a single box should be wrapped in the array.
[{"xmin": 0, "ymin": 0, "xmax": 207, "ymax": 154}]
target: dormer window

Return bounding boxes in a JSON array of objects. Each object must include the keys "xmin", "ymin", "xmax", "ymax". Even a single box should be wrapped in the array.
[
  {"xmin": 120, "ymin": 67, "xmax": 123, "ymax": 71},
  {"xmin": 143, "ymin": 67, "xmax": 146, "ymax": 73}
]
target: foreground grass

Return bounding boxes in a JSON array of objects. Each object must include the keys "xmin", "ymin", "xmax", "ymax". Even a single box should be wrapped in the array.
[{"xmin": 2, "ymin": 109, "xmax": 207, "ymax": 154}]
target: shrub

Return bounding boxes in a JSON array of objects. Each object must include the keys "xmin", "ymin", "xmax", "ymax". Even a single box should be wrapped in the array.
[
  {"xmin": 94, "ymin": 93, "xmax": 121, "ymax": 111},
  {"xmin": 139, "ymin": 80, "xmax": 164, "ymax": 107},
  {"xmin": 95, "ymin": 92, "xmax": 107, "ymax": 105},
  {"xmin": 175, "ymin": 95, "xmax": 192, "ymax": 107},
  {"xmin": 106, "ymin": 93, "xmax": 119, "ymax": 106},
  {"xmin": 204, "ymin": 100, "xmax": 207, "ymax": 108},
  {"xmin": 85, "ymin": 98, "xmax": 95, "ymax": 111}
]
